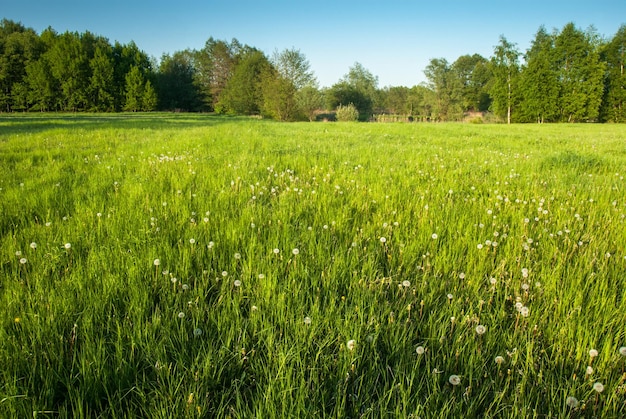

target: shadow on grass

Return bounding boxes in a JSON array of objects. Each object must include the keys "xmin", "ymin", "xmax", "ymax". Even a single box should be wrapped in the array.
[{"xmin": 0, "ymin": 112, "xmax": 250, "ymax": 136}]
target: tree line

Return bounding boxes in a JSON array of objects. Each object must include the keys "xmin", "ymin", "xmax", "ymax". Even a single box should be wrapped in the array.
[{"xmin": 1, "ymin": 18, "xmax": 624, "ymax": 122}]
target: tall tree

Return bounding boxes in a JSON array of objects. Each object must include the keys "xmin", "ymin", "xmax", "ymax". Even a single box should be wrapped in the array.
[
  {"xmin": 271, "ymin": 47, "xmax": 317, "ymax": 90},
  {"xmin": 599, "ymin": 25, "xmax": 626, "ymax": 122},
  {"xmin": 217, "ymin": 48, "xmax": 270, "ymax": 115},
  {"xmin": 89, "ymin": 45, "xmax": 115, "ymax": 111},
  {"xmin": 157, "ymin": 50, "xmax": 200, "ymax": 111},
  {"xmin": 327, "ymin": 62, "xmax": 378, "ymax": 120},
  {"xmin": 452, "ymin": 54, "xmax": 490, "ymax": 113},
  {"xmin": 424, "ymin": 58, "xmax": 463, "ymax": 121},
  {"xmin": 520, "ymin": 26, "xmax": 559, "ymax": 123},
  {"xmin": 489, "ymin": 36, "xmax": 521, "ymax": 124},
  {"xmin": 195, "ymin": 38, "xmax": 242, "ymax": 111},
  {"xmin": 124, "ymin": 65, "xmax": 144, "ymax": 111},
  {"xmin": 553, "ymin": 23, "xmax": 605, "ymax": 122}
]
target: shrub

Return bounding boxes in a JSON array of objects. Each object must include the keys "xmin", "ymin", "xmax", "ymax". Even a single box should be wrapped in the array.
[{"xmin": 335, "ymin": 103, "xmax": 359, "ymax": 122}]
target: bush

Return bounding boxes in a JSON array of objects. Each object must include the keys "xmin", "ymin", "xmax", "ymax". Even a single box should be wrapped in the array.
[{"xmin": 335, "ymin": 103, "xmax": 359, "ymax": 122}]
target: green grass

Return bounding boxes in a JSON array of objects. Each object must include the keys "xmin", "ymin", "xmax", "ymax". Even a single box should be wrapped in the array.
[{"xmin": 1, "ymin": 114, "xmax": 625, "ymax": 418}]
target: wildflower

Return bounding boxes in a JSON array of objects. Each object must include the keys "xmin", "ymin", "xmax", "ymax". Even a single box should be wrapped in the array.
[
  {"xmin": 475, "ymin": 325, "xmax": 486, "ymax": 335},
  {"xmin": 258, "ymin": 274, "xmax": 265, "ymax": 279},
  {"xmin": 431, "ymin": 233, "xmax": 438, "ymax": 239},
  {"xmin": 593, "ymin": 382, "xmax": 604, "ymax": 393},
  {"xmin": 520, "ymin": 306, "xmax": 530, "ymax": 317},
  {"xmin": 304, "ymin": 316, "xmax": 312, "ymax": 325},
  {"xmin": 189, "ymin": 238, "xmax": 196, "ymax": 244},
  {"xmin": 30, "ymin": 242, "xmax": 37, "ymax": 249},
  {"xmin": 193, "ymin": 328, "xmax": 203, "ymax": 337},
  {"xmin": 589, "ymin": 349, "xmax": 598, "ymax": 358},
  {"xmin": 380, "ymin": 237, "xmax": 387, "ymax": 243},
  {"xmin": 521, "ymin": 283, "xmax": 530, "ymax": 291},
  {"xmin": 347, "ymin": 339, "xmax": 356, "ymax": 351},
  {"xmin": 273, "ymin": 248, "xmax": 280, "ymax": 254},
  {"xmin": 459, "ymin": 272, "xmax": 466, "ymax": 279},
  {"xmin": 19, "ymin": 258, "xmax": 27, "ymax": 264},
  {"xmin": 586, "ymin": 366, "xmax": 594, "ymax": 375},
  {"xmin": 619, "ymin": 346, "xmax": 626, "ymax": 356},
  {"xmin": 292, "ymin": 248, "xmax": 299, "ymax": 256},
  {"xmin": 233, "ymin": 280, "xmax": 242, "ymax": 287},
  {"xmin": 495, "ymin": 356, "xmax": 504, "ymax": 365},
  {"xmin": 234, "ymin": 253, "xmax": 241, "ymax": 259},
  {"xmin": 178, "ymin": 312, "xmax": 185, "ymax": 319},
  {"xmin": 221, "ymin": 271, "xmax": 228, "ymax": 277},
  {"xmin": 416, "ymin": 346, "xmax": 425, "ymax": 355},
  {"xmin": 251, "ymin": 305, "xmax": 258, "ymax": 311},
  {"xmin": 64, "ymin": 243, "xmax": 71, "ymax": 249},
  {"xmin": 447, "ymin": 293, "xmax": 454, "ymax": 300},
  {"xmin": 566, "ymin": 396, "xmax": 579, "ymax": 408},
  {"xmin": 477, "ymin": 243, "xmax": 483, "ymax": 249},
  {"xmin": 208, "ymin": 241, "xmax": 215, "ymax": 249},
  {"xmin": 448, "ymin": 375, "xmax": 461, "ymax": 386},
  {"xmin": 153, "ymin": 259, "xmax": 161, "ymax": 266},
  {"xmin": 15, "ymin": 251, "xmax": 22, "ymax": 256},
  {"xmin": 402, "ymin": 280, "xmax": 411, "ymax": 288}
]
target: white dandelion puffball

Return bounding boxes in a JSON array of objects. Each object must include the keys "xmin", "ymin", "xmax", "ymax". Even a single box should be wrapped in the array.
[
  {"xmin": 273, "ymin": 248, "xmax": 280, "ymax": 254},
  {"xmin": 431, "ymin": 233, "xmax": 438, "ymax": 239},
  {"xmin": 593, "ymin": 382, "xmax": 604, "ymax": 393},
  {"xmin": 292, "ymin": 248, "xmax": 299, "ymax": 255},
  {"xmin": 402, "ymin": 280, "xmax": 411, "ymax": 288},
  {"xmin": 495, "ymin": 356, "xmax": 504, "ymax": 365},
  {"xmin": 448, "ymin": 375, "xmax": 461, "ymax": 386},
  {"xmin": 380, "ymin": 237, "xmax": 387, "ymax": 243},
  {"xmin": 193, "ymin": 328, "xmax": 203, "ymax": 337},
  {"xmin": 189, "ymin": 238, "xmax": 196, "ymax": 244},
  {"xmin": 64, "ymin": 243, "xmax": 72, "ymax": 249},
  {"xmin": 233, "ymin": 280, "xmax": 242, "ymax": 287},
  {"xmin": 586, "ymin": 366, "xmax": 594, "ymax": 375},
  {"xmin": 304, "ymin": 316, "xmax": 312, "ymax": 325},
  {"xmin": 30, "ymin": 242, "xmax": 37, "ymax": 249},
  {"xmin": 619, "ymin": 346, "xmax": 626, "ymax": 356},
  {"xmin": 589, "ymin": 349, "xmax": 599, "ymax": 358},
  {"xmin": 475, "ymin": 325, "xmax": 486, "ymax": 335},
  {"xmin": 416, "ymin": 346, "xmax": 425, "ymax": 355},
  {"xmin": 153, "ymin": 259, "xmax": 160, "ymax": 266},
  {"xmin": 566, "ymin": 396, "xmax": 579, "ymax": 408},
  {"xmin": 347, "ymin": 339, "xmax": 356, "ymax": 351},
  {"xmin": 177, "ymin": 312, "xmax": 185, "ymax": 319},
  {"xmin": 19, "ymin": 258, "xmax": 27, "ymax": 264}
]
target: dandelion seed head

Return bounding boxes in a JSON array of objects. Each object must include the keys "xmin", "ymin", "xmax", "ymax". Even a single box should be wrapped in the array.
[
  {"xmin": 593, "ymin": 382, "xmax": 604, "ymax": 393},
  {"xmin": 19, "ymin": 258, "xmax": 27, "ymax": 264},
  {"xmin": 475, "ymin": 325, "xmax": 486, "ymax": 335},
  {"xmin": 233, "ymin": 279, "xmax": 242, "ymax": 287},
  {"xmin": 292, "ymin": 248, "xmax": 299, "ymax": 255},
  {"xmin": 495, "ymin": 356, "xmax": 505, "ymax": 365},
  {"xmin": 380, "ymin": 237, "xmax": 387, "ymax": 243},
  {"xmin": 431, "ymin": 233, "xmax": 438, "ymax": 239},
  {"xmin": 586, "ymin": 366, "xmax": 594, "ymax": 375},
  {"xmin": 15, "ymin": 251, "xmax": 22, "ymax": 256},
  {"xmin": 153, "ymin": 259, "xmax": 161, "ymax": 266},
  {"xmin": 273, "ymin": 248, "xmax": 280, "ymax": 254},
  {"xmin": 448, "ymin": 374, "xmax": 461, "ymax": 386},
  {"xmin": 619, "ymin": 346, "xmax": 626, "ymax": 357},
  {"xmin": 221, "ymin": 271, "xmax": 228, "ymax": 277},
  {"xmin": 566, "ymin": 396, "xmax": 579, "ymax": 408},
  {"xmin": 207, "ymin": 241, "xmax": 215, "ymax": 249},
  {"xmin": 30, "ymin": 242, "xmax": 37, "ymax": 249},
  {"xmin": 304, "ymin": 316, "xmax": 312, "ymax": 325},
  {"xmin": 234, "ymin": 253, "xmax": 241, "ymax": 259},
  {"xmin": 589, "ymin": 349, "xmax": 599, "ymax": 358},
  {"xmin": 193, "ymin": 328, "xmax": 203, "ymax": 337},
  {"xmin": 64, "ymin": 243, "xmax": 71, "ymax": 249},
  {"xmin": 346, "ymin": 339, "xmax": 356, "ymax": 351},
  {"xmin": 189, "ymin": 238, "xmax": 196, "ymax": 244},
  {"xmin": 459, "ymin": 272, "xmax": 466, "ymax": 279},
  {"xmin": 416, "ymin": 346, "xmax": 425, "ymax": 355},
  {"xmin": 178, "ymin": 312, "xmax": 185, "ymax": 319},
  {"xmin": 402, "ymin": 280, "xmax": 411, "ymax": 288}
]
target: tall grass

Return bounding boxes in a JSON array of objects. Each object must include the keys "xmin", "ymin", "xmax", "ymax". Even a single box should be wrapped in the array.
[{"xmin": 1, "ymin": 114, "xmax": 625, "ymax": 417}]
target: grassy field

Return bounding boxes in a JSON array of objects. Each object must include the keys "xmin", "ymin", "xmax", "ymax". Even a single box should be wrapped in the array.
[{"xmin": 1, "ymin": 114, "xmax": 625, "ymax": 418}]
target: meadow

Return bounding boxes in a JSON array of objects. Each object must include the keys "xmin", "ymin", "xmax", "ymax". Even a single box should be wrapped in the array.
[{"xmin": 0, "ymin": 114, "xmax": 625, "ymax": 418}]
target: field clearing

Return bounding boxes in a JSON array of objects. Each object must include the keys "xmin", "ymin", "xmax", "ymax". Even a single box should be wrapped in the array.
[{"xmin": 1, "ymin": 114, "xmax": 625, "ymax": 418}]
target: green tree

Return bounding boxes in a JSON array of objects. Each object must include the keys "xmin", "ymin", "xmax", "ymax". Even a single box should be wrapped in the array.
[
  {"xmin": 553, "ymin": 23, "xmax": 605, "ymax": 122},
  {"xmin": 157, "ymin": 51, "xmax": 200, "ymax": 111},
  {"xmin": 89, "ymin": 45, "xmax": 115, "ymax": 111},
  {"xmin": 424, "ymin": 58, "xmax": 463, "ymax": 121},
  {"xmin": 195, "ymin": 38, "xmax": 242, "ymax": 111},
  {"xmin": 452, "ymin": 54, "xmax": 491, "ymax": 113},
  {"xmin": 260, "ymin": 65, "xmax": 300, "ymax": 121},
  {"xmin": 271, "ymin": 47, "xmax": 317, "ymax": 90},
  {"xmin": 124, "ymin": 65, "xmax": 144, "ymax": 111},
  {"xmin": 296, "ymin": 85, "xmax": 324, "ymax": 121},
  {"xmin": 142, "ymin": 80, "xmax": 157, "ymax": 111},
  {"xmin": 489, "ymin": 36, "xmax": 521, "ymax": 124},
  {"xmin": 520, "ymin": 26, "xmax": 559, "ymax": 123},
  {"xmin": 217, "ymin": 49, "xmax": 270, "ymax": 115},
  {"xmin": 600, "ymin": 24, "xmax": 626, "ymax": 122},
  {"xmin": 327, "ymin": 63, "xmax": 378, "ymax": 121},
  {"xmin": 46, "ymin": 31, "xmax": 90, "ymax": 111}
]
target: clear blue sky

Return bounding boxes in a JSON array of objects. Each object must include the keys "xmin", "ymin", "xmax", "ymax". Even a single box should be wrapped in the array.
[{"xmin": 4, "ymin": 1, "xmax": 625, "ymax": 87}]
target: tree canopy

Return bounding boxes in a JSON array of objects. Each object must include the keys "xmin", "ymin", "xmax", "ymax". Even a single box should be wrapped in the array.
[{"xmin": 1, "ymin": 18, "xmax": 625, "ymax": 122}]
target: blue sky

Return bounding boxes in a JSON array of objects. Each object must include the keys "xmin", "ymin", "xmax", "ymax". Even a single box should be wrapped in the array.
[{"xmin": 4, "ymin": 1, "xmax": 625, "ymax": 87}]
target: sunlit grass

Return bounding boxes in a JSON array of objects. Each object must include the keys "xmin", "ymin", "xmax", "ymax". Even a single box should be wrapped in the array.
[{"xmin": 1, "ymin": 114, "xmax": 625, "ymax": 417}]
